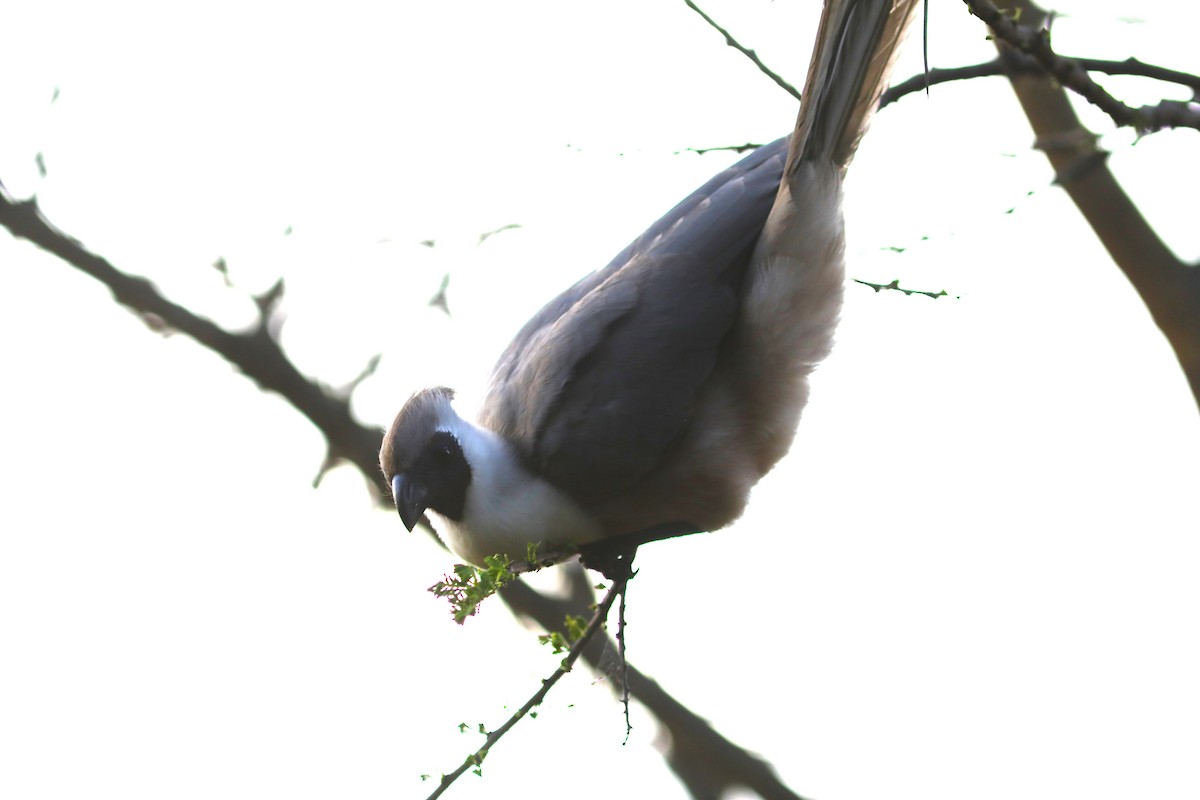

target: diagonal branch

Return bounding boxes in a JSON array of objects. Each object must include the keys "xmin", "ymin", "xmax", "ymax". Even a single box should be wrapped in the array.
[
  {"xmin": 501, "ymin": 573, "xmax": 810, "ymax": 800},
  {"xmin": 0, "ymin": 184, "xmax": 389, "ymax": 493},
  {"xmin": 682, "ymin": 0, "xmax": 801, "ymax": 101},
  {"xmin": 982, "ymin": 0, "xmax": 1200, "ymax": 410}
]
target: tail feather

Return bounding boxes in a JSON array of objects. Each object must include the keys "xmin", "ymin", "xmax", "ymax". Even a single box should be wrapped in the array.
[
  {"xmin": 789, "ymin": 0, "xmax": 920, "ymax": 173},
  {"xmin": 738, "ymin": 0, "xmax": 920, "ymax": 474}
]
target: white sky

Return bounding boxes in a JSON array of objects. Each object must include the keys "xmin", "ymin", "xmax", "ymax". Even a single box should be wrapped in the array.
[{"xmin": 2, "ymin": 2, "xmax": 1198, "ymax": 799}]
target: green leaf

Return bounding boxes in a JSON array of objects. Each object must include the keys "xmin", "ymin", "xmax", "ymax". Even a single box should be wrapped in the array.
[
  {"xmin": 428, "ymin": 555, "xmax": 517, "ymax": 623},
  {"xmin": 563, "ymin": 614, "xmax": 587, "ymax": 643}
]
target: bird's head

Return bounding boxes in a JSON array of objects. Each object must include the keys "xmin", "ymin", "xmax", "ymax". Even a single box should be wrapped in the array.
[{"xmin": 379, "ymin": 387, "xmax": 472, "ymax": 531}]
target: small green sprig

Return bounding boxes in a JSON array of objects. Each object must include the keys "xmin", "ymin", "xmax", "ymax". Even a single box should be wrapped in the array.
[
  {"xmin": 537, "ymin": 614, "xmax": 588, "ymax": 655},
  {"xmin": 428, "ymin": 555, "xmax": 517, "ymax": 624},
  {"xmin": 423, "ymin": 577, "xmax": 626, "ymax": 799}
]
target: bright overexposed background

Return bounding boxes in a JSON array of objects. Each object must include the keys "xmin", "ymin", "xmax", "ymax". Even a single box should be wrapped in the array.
[{"xmin": 2, "ymin": 2, "xmax": 1198, "ymax": 799}]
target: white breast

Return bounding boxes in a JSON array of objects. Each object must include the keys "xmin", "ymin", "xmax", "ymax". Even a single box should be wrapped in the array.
[{"xmin": 430, "ymin": 419, "xmax": 603, "ymax": 565}]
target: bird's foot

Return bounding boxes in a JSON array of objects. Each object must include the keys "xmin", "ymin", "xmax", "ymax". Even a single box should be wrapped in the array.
[{"xmin": 577, "ymin": 521, "xmax": 700, "ymax": 581}]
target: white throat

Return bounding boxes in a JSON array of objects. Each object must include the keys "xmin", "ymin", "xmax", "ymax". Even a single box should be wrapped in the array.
[{"xmin": 430, "ymin": 405, "xmax": 603, "ymax": 565}]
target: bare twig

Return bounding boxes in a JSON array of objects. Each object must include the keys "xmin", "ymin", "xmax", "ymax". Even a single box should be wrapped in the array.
[
  {"xmin": 500, "ymin": 571, "xmax": 810, "ymax": 800},
  {"xmin": 854, "ymin": 278, "xmax": 952, "ymax": 299},
  {"xmin": 682, "ymin": 0, "xmax": 801, "ymax": 101},
  {"xmin": 676, "ymin": 142, "xmax": 767, "ymax": 156},
  {"xmin": 1070, "ymin": 56, "xmax": 1200, "ymax": 97},
  {"xmin": 0, "ymin": 185, "xmax": 388, "ymax": 494},
  {"xmin": 964, "ymin": 0, "xmax": 1200, "ymax": 132},
  {"xmin": 477, "ymin": 223, "xmax": 522, "ymax": 246},
  {"xmin": 882, "ymin": 55, "xmax": 1200, "ymax": 109}
]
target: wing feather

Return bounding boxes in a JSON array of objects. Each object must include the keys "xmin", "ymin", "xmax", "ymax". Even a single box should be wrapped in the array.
[{"xmin": 479, "ymin": 138, "xmax": 787, "ymax": 505}]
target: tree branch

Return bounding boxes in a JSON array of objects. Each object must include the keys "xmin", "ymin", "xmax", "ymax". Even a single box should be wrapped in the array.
[
  {"xmin": 681, "ymin": 0, "xmax": 801, "ymax": 101},
  {"xmin": 501, "ymin": 571, "xmax": 810, "ymax": 800},
  {"xmin": 853, "ymin": 278, "xmax": 951, "ymax": 300},
  {"xmin": 881, "ymin": 55, "xmax": 1200, "ymax": 109},
  {"xmin": 964, "ymin": 0, "xmax": 1200, "ymax": 132},
  {"xmin": 426, "ymin": 575, "xmax": 627, "ymax": 800},
  {"xmin": 0, "ymin": 184, "xmax": 390, "ymax": 496},
  {"xmin": 983, "ymin": 0, "xmax": 1200, "ymax": 409}
]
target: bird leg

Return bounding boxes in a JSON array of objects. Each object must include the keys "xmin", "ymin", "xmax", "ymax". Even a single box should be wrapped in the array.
[{"xmin": 577, "ymin": 521, "xmax": 701, "ymax": 580}]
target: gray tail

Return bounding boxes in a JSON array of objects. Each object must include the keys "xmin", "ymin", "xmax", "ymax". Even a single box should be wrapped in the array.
[{"xmin": 788, "ymin": 0, "xmax": 920, "ymax": 174}]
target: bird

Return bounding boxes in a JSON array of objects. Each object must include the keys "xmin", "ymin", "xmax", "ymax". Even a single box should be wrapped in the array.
[{"xmin": 381, "ymin": 0, "xmax": 920, "ymax": 571}]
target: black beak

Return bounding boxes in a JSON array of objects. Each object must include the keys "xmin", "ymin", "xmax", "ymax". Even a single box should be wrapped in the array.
[{"xmin": 392, "ymin": 473, "xmax": 428, "ymax": 531}]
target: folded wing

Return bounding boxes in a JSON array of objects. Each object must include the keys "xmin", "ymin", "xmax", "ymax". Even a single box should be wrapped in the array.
[{"xmin": 479, "ymin": 138, "xmax": 788, "ymax": 506}]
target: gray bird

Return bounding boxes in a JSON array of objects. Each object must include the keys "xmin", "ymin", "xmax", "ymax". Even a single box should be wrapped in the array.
[{"xmin": 381, "ymin": 0, "xmax": 919, "ymax": 568}]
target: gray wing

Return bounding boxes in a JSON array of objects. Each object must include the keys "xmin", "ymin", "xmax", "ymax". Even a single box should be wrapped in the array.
[{"xmin": 479, "ymin": 138, "xmax": 787, "ymax": 506}]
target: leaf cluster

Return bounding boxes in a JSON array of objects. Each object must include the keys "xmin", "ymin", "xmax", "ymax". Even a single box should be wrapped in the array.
[
  {"xmin": 428, "ymin": 555, "xmax": 517, "ymax": 624},
  {"xmin": 537, "ymin": 614, "xmax": 589, "ymax": 655}
]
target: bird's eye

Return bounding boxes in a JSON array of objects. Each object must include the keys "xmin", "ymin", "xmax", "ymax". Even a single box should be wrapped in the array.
[{"xmin": 428, "ymin": 436, "xmax": 456, "ymax": 462}]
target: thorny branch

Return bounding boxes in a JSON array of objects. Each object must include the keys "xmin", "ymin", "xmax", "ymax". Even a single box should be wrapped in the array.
[
  {"xmin": 500, "ymin": 570, "xmax": 811, "ymax": 800},
  {"xmin": 425, "ymin": 575, "xmax": 627, "ymax": 800},
  {"xmin": 854, "ymin": 278, "xmax": 951, "ymax": 300},
  {"xmin": 0, "ymin": 184, "xmax": 387, "ymax": 493},
  {"xmin": 964, "ymin": 0, "xmax": 1200, "ymax": 132},
  {"xmin": 881, "ymin": 54, "xmax": 1200, "ymax": 109},
  {"xmin": 681, "ymin": 0, "xmax": 801, "ymax": 101}
]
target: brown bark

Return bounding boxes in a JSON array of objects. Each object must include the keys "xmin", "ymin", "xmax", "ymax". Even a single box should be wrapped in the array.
[{"xmin": 983, "ymin": 0, "xmax": 1200, "ymax": 410}]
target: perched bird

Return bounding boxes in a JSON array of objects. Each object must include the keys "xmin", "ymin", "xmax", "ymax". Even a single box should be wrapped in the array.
[{"xmin": 381, "ymin": 0, "xmax": 920, "ymax": 569}]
